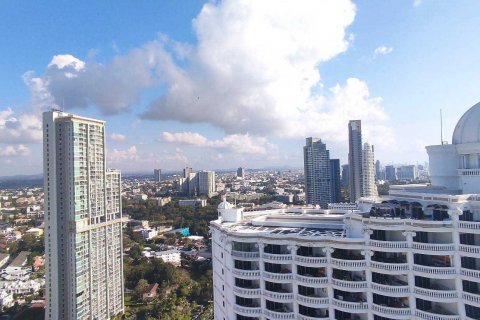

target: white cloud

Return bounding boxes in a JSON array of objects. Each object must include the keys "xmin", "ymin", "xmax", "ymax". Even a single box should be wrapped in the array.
[
  {"xmin": 110, "ymin": 133, "xmax": 126, "ymax": 142},
  {"xmin": 159, "ymin": 132, "xmax": 276, "ymax": 154},
  {"xmin": 0, "ymin": 108, "xmax": 42, "ymax": 143},
  {"xmin": 374, "ymin": 46, "xmax": 394, "ymax": 56},
  {"xmin": 413, "ymin": 0, "xmax": 422, "ymax": 7},
  {"xmin": 0, "ymin": 144, "xmax": 31, "ymax": 156},
  {"xmin": 107, "ymin": 146, "xmax": 138, "ymax": 162},
  {"xmin": 24, "ymin": 0, "xmax": 394, "ymax": 152}
]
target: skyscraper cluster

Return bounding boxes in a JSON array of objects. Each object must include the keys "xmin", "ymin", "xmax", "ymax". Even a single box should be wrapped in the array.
[
  {"xmin": 43, "ymin": 111, "xmax": 124, "ymax": 320},
  {"xmin": 179, "ymin": 167, "xmax": 216, "ymax": 197},
  {"xmin": 348, "ymin": 120, "xmax": 378, "ymax": 202}
]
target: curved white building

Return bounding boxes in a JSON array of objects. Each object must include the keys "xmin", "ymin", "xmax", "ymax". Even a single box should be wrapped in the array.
[
  {"xmin": 212, "ymin": 105, "xmax": 480, "ymax": 320},
  {"xmin": 427, "ymin": 101, "xmax": 480, "ymax": 193}
]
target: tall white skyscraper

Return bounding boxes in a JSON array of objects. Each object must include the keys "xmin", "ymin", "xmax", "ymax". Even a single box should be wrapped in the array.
[
  {"xmin": 362, "ymin": 143, "xmax": 378, "ymax": 198},
  {"xmin": 154, "ymin": 168, "xmax": 162, "ymax": 182},
  {"xmin": 43, "ymin": 111, "xmax": 124, "ymax": 320},
  {"xmin": 348, "ymin": 120, "xmax": 363, "ymax": 202}
]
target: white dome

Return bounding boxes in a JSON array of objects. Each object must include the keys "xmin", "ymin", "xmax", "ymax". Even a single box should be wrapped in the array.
[
  {"xmin": 452, "ymin": 101, "xmax": 480, "ymax": 144},
  {"xmin": 218, "ymin": 200, "xmax": 234, "ymax": 210}
]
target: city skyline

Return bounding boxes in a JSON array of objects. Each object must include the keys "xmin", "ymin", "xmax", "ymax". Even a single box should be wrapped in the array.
[{"xmin": 2, "ymin": 1, "xmax": 480, "ymax": 175}]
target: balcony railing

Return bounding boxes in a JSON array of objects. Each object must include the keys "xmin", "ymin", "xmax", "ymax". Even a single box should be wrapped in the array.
[
  {"xmin": 462, "ymin": 291, "xmax": 480, "ymax": 305},
  {"xmin": 233, "ymin": 286, "xmax": 261, "ymax": 296},
  {"xmin": 458, "ymin": 221, "xmax": 480, "ymax": 230},
  {"xmin": 297, "ymin": 314, "xmax": 329, "ymax": 320},
  {"xmin": 262, "ymin": 252, "xmax": 293, "ymax": 262},
  {"xmin": 294, "ymin": 255, "xmax": 327, "ymax": 265},
  {"xmin": 332, "ymin": 299, "xmax": 368, "ymax": 312},
  {"xmin": 232, "ymin": 268, "xmax": 261, "ymax": 278},
  {"xmin": 233, "ymin": 304, "xmax": 262, "ymax": 316},
  {"xmin": 369, "ymin": 240, "xmax": 409, "ymax": 249},
  {"xmin": 370, "ymin": 261, "xmax": 409, "ymax": 273},
  {"xmin": 296, "ymin": 295, "xmax": 329, "ymax": 306},
  {"xmin": 263, "ymin": 290, "xmax": 294, "ymax": 301},
  {"xmin": 263, "ymin": 309, "xmax": 295, "ymax": 319},
  {"xmin": 231, "ymin": 250, "xmax": 260, "ymax": 259},
  {"xmin": 414, "ymin": 287, "xmax": 458, "ymax": 300},
  {"xmin": 461, "ymin": 268, "xmax": 480, "ymax": 279},
  {"xmin": 412, "ymin": 242, "xmax": 455, "ymax": 252},
  {"xmin": 372, "ymin": 304, "xmax": 411, "ymax": 318},
  {"xmin": 330, "ymin": 258, "xmax": 366, "ymax": 270},
  {"xmin": 415, "ymin": 309, "xmax": 461, "ymax": 320},
  {"xmin": 413, "ymin": 265, "xmax": 456, "ymax": 277},
  {"xmin": 263, "ymin": 271, "xmax": 293, "ymax": 281},
  {"xmin": 459, "ymin": 244, "xmax": 480, "ymax": 255},
  {"xmin": 371, "ymin": 282, "xmax": 410, "ymax": 295},
  {"xmin": 331, "ymin": 278, "xmax": 368, "ymax": 290},
  {"xmin": 295, "ymin": 274, "xmax": 328, "ymax": 286}
]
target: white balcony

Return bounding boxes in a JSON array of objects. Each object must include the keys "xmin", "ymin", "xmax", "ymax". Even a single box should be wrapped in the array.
[
  {"xmin": 294, "ymin": 255, "xmax": 327, "ymax": 265},
  {"xmin": 231, "ymin": 250, "xmax": 260, "ymax": 259},
  {"xmin": 372, "ymin": 304, "xmax": 411, "ymax": 319},
  {"xmin": 463, "ymin": 291, "xmax": 480, "ymax": 307},
  {"xmin": 262, "ymin": 271, "xmax": 293, "ymax": 282},
  {"xmin": 332, "ymin": 298, "xmax": 368, "ymax": 313},
  {"xmin": 369, "ymin": 240, "xmax": 409, "ymax": 250},
  {"xmin": 233, "ymin": 304, "xmax": 262, "ymax": 316},
  {"xmin": 412, "ymin": 242, "xmax": 455, "ymax": 253},
  {"xmin": 414, "ymin": 287, "xmax": 458, "ymax": 301},
  {"xmin": 413, "ymin": 265, "xmax": 456, "ymax": 278},
  {"xmin": 263, "ymin": 309, "xmax": 295, "ymax": 319},
  {"xmin": 330, "ymin": 258, "xmax": 366, "ymax": 270},
  {"xmin": 370, "ymin": 261, "xmax": 409, "ymax": 273},
  {"xmin": 262, "ymin": 252, "xmax": 293, "ymax": 262},
  {"xmin": 295, "ymin": 274, "xmax": 328, "ymax": 286},
  {"xmin": 297, "ymin": 314, "xmax": 329, "ymax": 320},
  {"xmin": 263, "ymin": 290, "xmax": 294, "ymax": 301},
  {"xmin": 461, "ymin": 267, "xmax": 480, "ymax": 280},
  {"xmin": 331, "ymin": 278, "xmax": 368, "ymax": 291},
  {"xmin": 296, "ymin": 295, "xmax": 329, "ymax": 307},
  {"xmin": 415, "ymin": 309, "xmax": 461, "ymax": 320},
  {"xmin": 232, "ymin": 268, "xmax": 261, "ymax": 278},
  {"xmin": 371, "ymin": 282, "xmax": 410, "ymax": 296},
  {"xmin": 233, "ymin": 286, "xmax": 261, "ymax": 297},
  {"xmin": 459, "ymin": 244, "xmax": 480, "ymax": 256},
  {"xmin": 458, "ymin": 221, "xmax": 480, "ymax": 231}
]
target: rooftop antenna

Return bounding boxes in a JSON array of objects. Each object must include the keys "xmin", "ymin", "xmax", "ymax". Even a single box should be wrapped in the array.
[{"xmin": 440, "ymin": 109, "xmax": 444, "ymax": 145}]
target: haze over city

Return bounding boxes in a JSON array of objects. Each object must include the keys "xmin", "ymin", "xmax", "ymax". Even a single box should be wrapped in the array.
[{"xmin": 1, "ymin": 0, "xmax": 480, "ymax": 176}]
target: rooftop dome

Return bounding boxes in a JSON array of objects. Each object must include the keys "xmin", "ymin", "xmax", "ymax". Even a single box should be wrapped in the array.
[{"xmin": 452, "ymin": 101, "xmax": 480, "ymax": 144}]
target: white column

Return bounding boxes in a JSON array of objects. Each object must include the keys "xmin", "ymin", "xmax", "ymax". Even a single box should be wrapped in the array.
[
  {"xmin": 403, "ymin": 231, "xmax": 416, "ymax": 315},
  {"xmin": 288, "ymin": 245, "xmax": 299, "ymax": 315},
  {"xmin": 361, "ymin": 249, "xmax": 374, "ymax": 320},
  {"xmin": 257, "ymin": 242, "xmax": 266, "ymax": 319},
  {"xmin": 323, "ymin": 247, "xmax": 335, "ymax": 320},
  {"xmin": 449, "ymin": 208, "xmax": 466, "ymax": 318}
]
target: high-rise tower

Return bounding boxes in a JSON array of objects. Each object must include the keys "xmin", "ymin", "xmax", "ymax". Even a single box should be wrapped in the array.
[
  {"xmin": 362, "ymin": 143, "xmax": 378, "ymax": 198},
  {"xmin": 154, "ymin": 168, "xmax": 162, "ymax": 182},
  {"xmin": 43, "ymin": 111, "xmax": 124, "ymax": 320},
  {"xmin": 303, "ymin": 137, "xmax": 332, "ymax": 208},
  {"xmin": 348, "ymin": 120, "xmax": 363, "ymax": 202}
]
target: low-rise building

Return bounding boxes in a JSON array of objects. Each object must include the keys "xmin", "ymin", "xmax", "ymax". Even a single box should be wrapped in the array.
[
  {"xmin": 154, "ymin": 249, "xmax": 181, "ymax": 266},
  {"xmin": 142, "ymin": 283, "xmax": 159, "ymax": 301},
  {"xmin": 179, "ymin": 199, "xmax": 207, "ymax": 207}
]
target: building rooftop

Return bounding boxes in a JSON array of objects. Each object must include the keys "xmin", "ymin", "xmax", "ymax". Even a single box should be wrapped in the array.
[{"xmin": 8, "ymin": 251, "xmax": 30, "ymax": 268}]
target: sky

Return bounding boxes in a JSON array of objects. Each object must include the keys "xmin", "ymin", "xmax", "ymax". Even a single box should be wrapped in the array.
[{"xmin": 1, "ymin": 0, "xmax": 480, "ymax": 176}]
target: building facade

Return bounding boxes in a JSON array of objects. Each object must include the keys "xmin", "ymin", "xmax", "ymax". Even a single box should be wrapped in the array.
[
  {"xmin": 154, "ymin": 169, "xmax": 162, "ymax": 182},
  {"xmin": 303, "ymin": 138, "xmax": 332, "ymax": 208},
  {"xmin": 238, "ymin": 167, "xmax": 246, "ymax": 179},
  {"xmin": 43, "ymin": 111, "xmax": 124, "ymax": 320},
  {"xmin": 396, "ymin": 165, "xmax": 418, "ymax": 181},
  {"xmin": 198, "ymin": 170, "xmax": 216, "ymax": 197},
  {"xmin": 362, "ymin": 143, "xmax": 377, "ymax": 198},
  {"xmin": 348, "ymin": 120, "xmax": 363, "ymax": 202},
  {"xmin": 329, "ymin": 159, "xmax": 341, "ymax": 203},
  {"xmin": 385, "ymin": 165, "xmax": 397, "ymax": 181},
  {"xmin": 341, "ymin": 164, "xmax": 349, "ymax": 188}
]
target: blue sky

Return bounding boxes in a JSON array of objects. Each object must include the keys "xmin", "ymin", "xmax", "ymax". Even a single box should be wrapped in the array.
[{"xmin": 1, "ymin": 0, "xmax": 480, "ymax": 175}]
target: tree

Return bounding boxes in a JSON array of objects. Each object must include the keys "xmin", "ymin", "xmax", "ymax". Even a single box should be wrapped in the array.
[{"xmin": 134, "ymin": 279, "xmax": 149, "ymax": 301}]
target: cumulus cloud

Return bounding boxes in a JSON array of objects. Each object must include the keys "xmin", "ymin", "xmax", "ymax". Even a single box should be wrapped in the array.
[
  {"xmin": 374, "ymin": 46, "xmax": 394, "ymax": 56},
  {"xmin": 107, "ymin": 146, "xmax": 138, "ymax": 161},
  {"xmin": 0, "ymin": 108, "xmax": 42, "ymax": 143},
  {"xmin": 24, "ymin": 0, "xmax": 394, "ymax": 151},
  {"xmin": 0, "ymin": 144, "xmax": 31, "ymax": 156},
  {"xmin": 159, "ymin": 132, "xmax": 276, "ymax": 154},
  {"xmin": 110, "ymin": 133, "xmax": 126, "ymax": 142}
]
